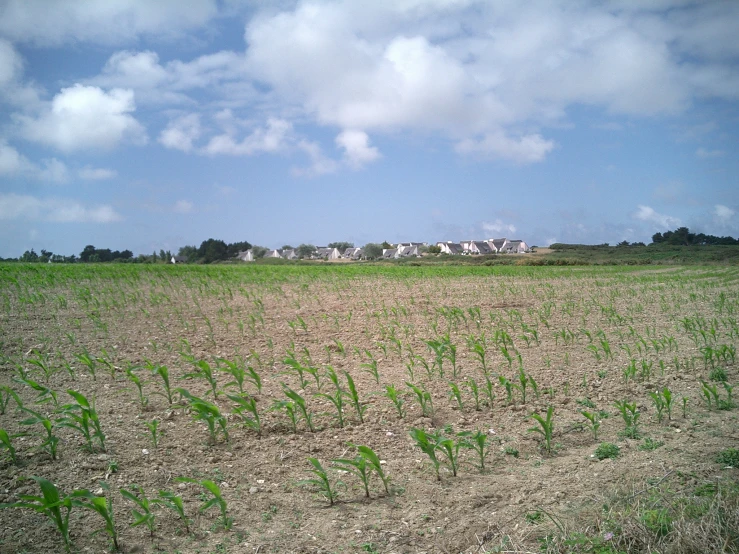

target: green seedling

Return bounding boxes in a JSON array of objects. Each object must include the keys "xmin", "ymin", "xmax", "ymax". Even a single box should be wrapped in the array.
[
  {"xmin": 700, "ymin": 380, "xmax": 719, "ymax": 409},
  {"xmin": 384, "ymin": 384, "xmax": 405, "ymax": 419},
  {"xmin": 344, "ymin": 371, "xmax": 366, "ymax": 424},
  {"xmin": 614, "ymin": 399, "xmax": 640, "ymax": 438},
  {"xmin": 409, "ymin": 428, "xmax": 442, "ymax": 480},
  {"xmin": 437, "ymin": 434, "xmax": 464, "ymax": 477},
  {"xmin": 459, "ymin": 430, "xmax": 490, "ymax": 472},
  {"xmin": 148, "ymin": 363, "xmax": 174, "ymax": 405},
  {"xmin": 176, "ymin": 389, "xmax": 229, "ymax": 444},
  {"xmin": 425, "ymin": 338, "xmax": 447, "ymax": 377},
  {"xmin": 580, "ymin": 410, "xmax": 601, "ymax": 440},
  {"xmin": 300, "ymin": 457, "xmax": 343, "ymax": 506},
  {"xmin": 26, "ymin": 349, "xmax": 56, "ymax": 382},
  {"xmin": 333, "ymin": 455, "xmax": 372, "ymax": 498},
  {"xmin": 145, "ymin": 419, "xmax": 162, "ymax": 449},
  {"xmin": 219, "ymin": 356, "xmax": 262, "ymax": 395},
  {"xmin": 594, "ymin": 442, "xmax": 620, "ymax": 460},
  {"xmin": 315, "ymin": 366, "xmax": 345, "ymax": 428},
  {"xmin": 270, "ymin": 400, "xmax": 298, "ymax": 433},
  {"xmin": 0, "ymin": 428, "xmax": 18, "ymax": 464},
  {"xmin": 283, "ymin": 351, "xmax": 309, "ymax": 389},
  {"xmin": 96, "ymin": 350, "xmax": 117, "ymax": 379},
  {"xmin": 14, "ymin": 376, "xmax": 58, "ymax": 407},
  {"xmin": 303, "ymin": 364, "xmax": 323, "ymax": 391},
  {"xmin": 469, "ymin": 335, "xmax": 488, "ymax": 375},
  {"xmin": 176, "ymin": 478, "xmax": 232, "ymax": 530},
  {"xmin": 527, "ymin": 406, "xmax": 554, "ymax": 455},
  {"xmin": 465, "ymin": 378, "xmax": 481, "ymax": 411},
  {"xmin": 406, "ymin": 382, "xmax": 434, "ymax": 417},
  {"xmin": 153, "ymin": 490, "xmax": 190, "ymax": 533},
  {"xmin": 499, "ymin": 375, "xmax": 514, "ymax": 404},
  {"xmin": 682, "ymin": 396, "xmax": 689, "ymax": 418},
  {"xmin": 483, "ymin": 376, "xmax": 496, "ymax": 410},
  {"xmin": 448, "ymin": 382, "xmax": 464, "ymax": 411},
  {"xmin": 0, "ymin": 385, "xmax": 17, "ymax": 415},
  {"xmin": 357, "ymin": 446, "xmax": 391, "ymax": 495},
  {"xmin": 283, "ymin": 385, "xmax": 316, "ymax": 432},
  {"xmin": 183, "ymin": 360, "xmax": 219, "ymax": 398},
  {"xmin": 19, "ymin": 406, "xmax": 59, "ymax": 460},
  {"xmin": 125, "ymin": 365, "xmax": 148, "ymax": 408},
  {"xmin": 649, "ymin": 386, "xmax": 673, "ymax": 423},
  {"xmin": 361, "ymin": 353, "xmax": 380, "ymax": 384},
  {"xmin": 59, "ymin": 390, "xmax": 106, "ymax": 451},
  {"xmin": 228, "ymin": 393, "xmax": 262, "ymax": 436},
  {"xmin": 120, "ymin": 484, "xmax": 156, "ymax": 536},
  {"xmin": 77, "ymin": 482, "xmax": 120, "ymax": 550},
  {"xmin": 0, "ymin": 476, "xmax": 82, "ymax": 551},
  {"xmin": 75, "ymin": 349, "xmax": 97, "ymax": 380}
]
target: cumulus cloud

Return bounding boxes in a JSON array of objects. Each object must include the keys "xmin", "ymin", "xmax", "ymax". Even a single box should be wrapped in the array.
[
  {"xmin": 634, "ymin": 205, "xmax": 681, "ymax": 229},
  {"xmin": 0, "ymin": 193, "xmax": 122, "ymax": 223},
  {"xmin": 714, "ymin": 204, "xmax": 735, "ymax": 222},
  {"xmin": 0, "ymin": 140, "xmax": 69, "ymax": 184},
  {"xmin": 335, "ymin": 130, "xmax": 380, "ymax": 168},
  {"xmin": 292, "ymin": 140, "xmax": 339, "ymax": 177},
  {"xmin": 78, "ymin": 166, "xmax": 118, "ymax": 180},
  {"xmin": 456, "ymin": 133, "xmax": 555, "ymax": 163},
  {"xmin": 159, "ymin": 114, "xmax": 201, "ymax": 152},
  {"xmin": 203, "ymin": 117, "xmax": 292, "ymax": 156},
  {"xmin": 173, "ymin": 200, "xmax": 194, "ymax": 214},
  {"xmin": 17, "ymin": 84, "xmax": 147, "ymax": 152},
  {"xmin": 696, "ymin": 147, "xmax": 725, "ymax": 159},
  {"xmin": 0, "ymin": 0, "xmax": 219, "ymax": 46},
  {"xmin": 482, "ymin": 219, "xmax": 517, "ymax": 236}
]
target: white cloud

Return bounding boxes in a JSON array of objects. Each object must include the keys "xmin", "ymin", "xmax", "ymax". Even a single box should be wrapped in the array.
[
  {"xmin": 38, "ymin": 158, "xmax": 70, "ymax": 184},
  {"xmin": 0, "ymin": 139, "xmax": 28, "ymax": 175},
  {"xmin": 0, "ymin": 0, "xmax": 219, "ymax": 46},
  {"xmin": 159, "ymin": 114, "xmax": 201, "ymax": 152},
  {"xmin": 0, "ymin": 193, "xmax": 122, "ymax": 223},
  {"xmin": 173, "ymin": 200, "xmax": 194, "ymax": 214},
  {"xmin": 78, "ymin": 166, "xmax": 118, "ymax": 180},
  {"xmin": 203, "ymin": 117, "xmax": 292, "ymax": 156},
  {"xmin": 544, "ymin": 237, "xmax": 557, "ymax": 247},
  {"xmin": 0, "ymin": 140, "xmax": 68, "ymax": 184},
  {"xmin": 633, "ymin": 205, "xmax": 681, "ymax": 229},
  {"xmin": 714, "ymin": 204, "xmax": 735, "ymax": 221},
  {"xmin": 292, "ymin": 140, "xmax": 339, "ymax": 177},
  {"xmin": 696, "ymin": 147, "xmax": 725, "ymax": 159},
  {"xmin": 482, "ymin": 219, "xmax": 517, "ymax": 236},
  {"xmin": 17, "ymin": 84, "xmax": 147, "ymax": 152},
  {"xmin": 456, "ymin": 132, "xmax": 555, "ymax": 163},
  {"xmin": 335, "ymin": 130, "xmax": 381, "ymax": 168}
]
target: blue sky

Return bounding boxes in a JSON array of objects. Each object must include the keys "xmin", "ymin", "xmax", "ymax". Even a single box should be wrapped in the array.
[{"xmin": 0, "ymin": 0, "xmax": 738, "ymax": 258}]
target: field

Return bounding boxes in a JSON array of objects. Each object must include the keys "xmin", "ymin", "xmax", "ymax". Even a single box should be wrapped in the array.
[{"xmin": 1, "ymin": 263, "xmax": 738, "ymax": 553}]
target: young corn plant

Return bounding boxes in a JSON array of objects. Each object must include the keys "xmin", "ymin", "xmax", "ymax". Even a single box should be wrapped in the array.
[
  {"xmin": 458, "ymin": 430, "xmax": 490, "ymax": 472},
  {"xmin": 437, "ymin": 433, "xmax": 464, "ymax": 477},
  {"xmin": 177, "ymin": 389, "xmax": 229, "ymax": 444},
  {"xmin": 125, "ymin": 365, "xmax": 148, "ymax": 409},
  {"xmin": 283, "ymin": 385, "xmax": 316, "ymax": 432},
  {"xmin": 344, "ymin": 371, "xmax": 366, "ymax": 424},
  {"xmin": 357, "ymin": 446, "xmax": 391, "ymax": 495},
  {"xmin": 483, "ymin": 376, "xmax": 496, "ymax": 411},
  {"xmin": 300, "ymin": 457, "xmax": 343, "ymax": 506},
  {"xmin": 228, "ymin": 393, "xmax": 262, "ymax": 436},
  {"xmin": 527, "ymin": 406, "xmax": 555, "ymax": 455},
  {"xmin": 407, "ymin": 382, "xmax": 434, "ymax": 417},
  {"xmin": 448, "ymin": 382, "xmax": 464, "ymax": 411},
  {"xmin": 26, "ymin": 349, "xmax": 56, "ymax": 383},
  {"xmin": 0, "ymin": 385, "xmax": 17, "ymax": 415},
  {"xmin": 700, "ymin": 380, "xmax": 719, "ymax": 409},
  {"xmin": 148, "ymin": 363, "xmax": 174, "ymax": 405},
  {"xmin": 283, "ymin": 349, "xmax": 309, "ymax": 389},
  {"xmin": 315, "ymin": 366, "xmax": 345, "ymax": 428},
  {"xmin": 14, "ymin": 376, "xmax": 58, "ymax": 407},
  {"xmin": 499, "ymin": 375, "xmax": 514, "ymax": 405},
  {"xmin": 120, "ymin": 485, "xmax": 156, "ymax": 536},
  {"xmin": 333, "ymin": 455, "xmax": 372, "ymax": 498},
  {"xmin": 219, "ymin": 356, "xmax": 262, "ymax": 395},
  {"xmin": 0, "ymin": 428, "xmax": 18, "ymax": 465},
  {"xmin": 469, "ymin": 335, "xmax": 489, "ymax": 375},
  {"xmin": 75, "ymin": 349, "xmax": 97, "ymax": 381},
  {"xmin": 145, "ymin": 418, "xmax": 162, "ymax": 449},
  {"xmin": 361, "ymin": 352, "xmax": 380, "ymax": 384},
  {"xmin": 183, "ymin": 360, "xmax": 219, "ymax": 398},
  {"xmin": 19, "ymin": 407, "xmax": 59, "ymax": 460},
  {"xmin": 466, "ymin": 378, "xmax": 482, "ymax": 411},
  {"xmin": 384, "ymin": 384, "xmax": 405, "ymax": 419},
  {"xmin": 176, "ymin": 478, "xmax": 232, "ymax": 530},
  {"xmin": 0, "ymin": 477, "xmax": 80, "ymax": 551},
  {"xmin": 580, "ymin": 411, "xmax": 601, "ymax": 440},
  {"xmin": 65, "ymin": 390, "xmax": 106, "ymax": 451},
  {"xmin": 425, "ymin": 338, "xmax": 447, "ymax": 377},
  {"xmin": 153, "ymin": 490, "xmax": 190, "ymax": 533},
  {"xmin": 75, "ymin": 483, "xmax": 120, "ymax": 551},
  {"xmin": 614, "ymin": 400, "xmax": 640, "ymax": 438},
  {"xmin": 409, "ymin": 428, "xmax": 443, "ymax": 481}
]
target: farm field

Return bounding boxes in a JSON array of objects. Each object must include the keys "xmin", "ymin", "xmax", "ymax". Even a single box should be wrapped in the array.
[{"xmin": 0, "ymin": 263, "xmax": 738, "ymax": 553}]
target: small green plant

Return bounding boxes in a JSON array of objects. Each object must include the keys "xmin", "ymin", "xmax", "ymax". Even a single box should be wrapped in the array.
[
  {"xmin": 465, "ymin": 378, "xmax": 481, "ymax": 411},
  {"xmin": 527, "ymin": 406, "xmax": 554, "ymax": 455},
  {"xmin": 614, "ymin": 399, "xmax": 640, "ymax": 439},
  {"xmin": 76, "ymin": 482, "xmax": 120, "ymax": 550},
  {"xmin": 0, "ymin": 428, "xmax": 18, "ymax": 465},
  {"xmin": 715, "ymin": 448, "xmax": 739, "ymax": 468},
  {"xmin": 357, "ymin": 446, "xmax": 391, "ymax": 495},
  {"xmin": 14, "ymin": 376, "xmax": 58, "ymax": 407},
  {"xmin": 178, "ymin": 478, "xmax": 232, "ymax": 529},
  {"xmin": 333, "ymin": 455, "xmax": 372, "ymax": 498},
  {"xmin": 361, "ymin": 353, "xmax": 380, "ymax": 384},
  {"xmin": 504, "ymin": 446, "xmax": 519, "ymax": 458},
  {"xmin": 177, "ymin": 389, "xmax": 229, "ymax": 444},
  {"xmin": 580, "ymin": 410, "xmax": 601, "ymax": 441},
  {"xmin": 58, "ymin": 390, "xmax": 106, "ymax": 452},
  {"xmin": 638, "ymin": 437, "xmax": 664, "ymax": 451},
  {"xmin": 448, "ymin": 382, "xmax": 464, "ymax": 411},
  {"xmin": 594, "ymin": 442, "xmax": 620, "ymax": 460},
  {"xmin": 148, "ymin": 363, "xmax": 175, "ymax": 405},
  {"xmin": 270, "ymin": 400, "xmax": 298, "ymax": 433},
  {"xmin": 682, "ymin": 396, "xmax": 689, "ymax": 418},
  {"xmin": 499, "ymin": 375, "xmax": 514, "ymax": 404},
  {"xmin": 700, "ymin": 380, "xmax": 720, "ymax": 409},
  {"xmin": 384, "ymin": 384, "xmax": 405, "ymax": 419},
  {"xmin": 145, "ymin": 418, "xmax": 162, "ymax": 449},
  {"xmin": 75, "ymin": 349, "xmax": 97, "ymax": 381},
  {"xmin": 649, "ymin": 386, "xmax": 673, "ymax": 423},
  {"xmin": 125, "ymin": 365, "xmax": 148, "ymax": 409},
  {"xmin": 19, "ymin": 406, "xmax": 59, "ymax": 460},
  {"xmin": 316, "ymin": 366, "xmax": 345, "ymax": 428},
  {"xmin": 153, "ymin": 490, "xmax": 190, "ymax": 533},
  {"xmin": 483, "ymin": 376, "xmax": 496, "ymax": 410},
  {"xmin": 0, "ymin": 385, "xmax": 17, "ymax": 415},
  {"xmin": 709, "ymin": 367, "xmax": 728, "ymax": 382},
  {"xmin": 344, "ymin": 372, "xmax": 366, "ymax": 424},
  {"xmin": 300, "ymin": 457, "xmax": 342, "ymax": 505},
  {"xmin": 283, "ymin": 385, "xmax": 316, "ymax": 432},
  {"xmin": 184, "ymin": 360, "xmax": 219, "ymax": 398},
  {"xmin": 219, "ymin": 356, "xmax": 262, "ymax": 395},
  {"xmin": 120, "ymin": 484, "xmax": 156, "ymax": 536},
  {"xmin": 409, "ymin": 428, "xmax": 443, "ymax": 481},
  {"xmin": 459, "ymin": 430, "xmax": 490, "ymax": 472},
  {"xmin": 228, "ymin": 393, "xmax": 262, "ymax": 436},
  {"xmin": 436, "ymin": 433, "xmax": 464, "ymax": 477},
  {"xmin": 407, "ymin": 382, "xmax": 434, "ymax": 417}
]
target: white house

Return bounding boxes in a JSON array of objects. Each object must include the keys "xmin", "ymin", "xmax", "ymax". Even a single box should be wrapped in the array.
[
  {"xmin": 343, "ymin": 247, "xmax": 364, "ymax": 259},
  {"xmin": 437, "ymin": 241, "xmax": 463, "ymax": 255},
  {"xmin": 315, "ymin": 247, "xmax": 341, "ymax": 260},
  {"xmin": 264, "ymin": 249, "xmax": 282, "ymax": 258},
  {"xmin": 282, "ymin": 249, "xmax": 297, "ymax": 260},
  {"xmin": 236, "ymin": 250, "xmax": 254, "ymax": 262},
  {"xmin": 396, "ymin": 245, "xmax": 421, "ymax": 257}
]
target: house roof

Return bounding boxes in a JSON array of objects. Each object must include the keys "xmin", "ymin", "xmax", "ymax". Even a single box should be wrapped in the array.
[
  {"xmin": 473, "ymin": 241, "xmax": 492, "ymax": 253},
  {"xmin": 490, "ymin": 238, "xmax": 507, "ymax": 249}
]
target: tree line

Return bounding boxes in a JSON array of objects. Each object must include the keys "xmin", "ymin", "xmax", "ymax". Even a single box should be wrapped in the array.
[{"xmin": 651, "ymin": 227, "xmax": 739, "ymax": 246}]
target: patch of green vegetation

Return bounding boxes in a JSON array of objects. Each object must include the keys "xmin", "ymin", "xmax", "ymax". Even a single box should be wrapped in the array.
[
  {"xmin": 716, "ymin": 448, "xmax": 739, "ymax": 468},
  {"xmin": 595, "ymin": 443, "xmax": 620, "ymax": 460},
  {"xmin": 638, "ymin": 438, "xmax": 665, "ymax": 451}
]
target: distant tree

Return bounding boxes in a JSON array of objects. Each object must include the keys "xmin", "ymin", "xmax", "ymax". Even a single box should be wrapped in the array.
[
  {"xmin": 363, "ymin": 243, "xmax": 383, "ymax": 260},
  {"xmin": 178, "ymin": 245, "xmax": 198, "ymax": 262},
  {"xmin": 328, "ymin": 241, "xmax": 353, "ymax": 251},
  {"xmin": 616, "ymin": 240, "xmax": 630, "ymax": 247},
  {"xmin": 20, "ymin": 249, "xmax": 39, "ymax": 262},
  {"xmin": 427, "ymin": 245, "xmax": 441, "ymax": 254},
  {"xmin": 119, "ymin": 249, "xmax": 133, "ymax": 260},
  {"xmin": 252, "ymin": 246, "xmax": 268, "ymax": 259},
  {"xmin": 39, "ymin": 249, "xmax": 53, "ymax": 263},
  {"xmin": 197, "ymin": 239, "xmax": 228, "ymax": 263},
  {"xmin": 651, "ymin": 232, "xmax": 664, "ymax": 244},
  {"xmin": 80, "ymin": 245, "xmax": 96, "ymax": 262},
  {"xmin": 227, "ymin": 241, "xmax": 253, "ymax": 258},
  {"xmin": 296, "ymin": 244, "xmax": 317, "ymax": 258},
  {"xmin": 381, "ymin": 241, "xmax": 392, "ymax": 249},
  {"xmin": 631, "ymin": 242, "xmax": 646, "ymax": 247},
  {"xmin": 281, "ymin": 245, "xmax": 295, "ymax": 251}
]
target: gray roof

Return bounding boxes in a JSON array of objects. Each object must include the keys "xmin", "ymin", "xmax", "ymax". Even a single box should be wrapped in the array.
[{"xmin": 473, "ymin": 241, "xmax": 493, "ymax": 254}]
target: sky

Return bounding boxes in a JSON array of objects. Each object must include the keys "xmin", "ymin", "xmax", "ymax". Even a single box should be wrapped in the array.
[{"xmin": 0, "ymin": 0, "xmax": 738, "ymax": 258}]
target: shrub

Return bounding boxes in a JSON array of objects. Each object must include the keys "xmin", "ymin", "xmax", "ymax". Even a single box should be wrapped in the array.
[
  {"xmin": 716, "ymin": 448, "xmax": 739, "ymax": 468},
  {"xmin": 595, "ymin": 442, "xmax": 620, "ymax": 460}
]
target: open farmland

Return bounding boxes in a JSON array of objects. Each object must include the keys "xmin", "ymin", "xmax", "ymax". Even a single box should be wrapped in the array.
[{"xmin": 0, "ymin": 263, "xmax": 738, "ymax": 553}]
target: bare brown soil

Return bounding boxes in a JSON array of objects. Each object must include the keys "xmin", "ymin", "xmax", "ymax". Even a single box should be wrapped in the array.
[{"xmin": 0, "ymin": 266, "xmax": 737, "ymax": 553}]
